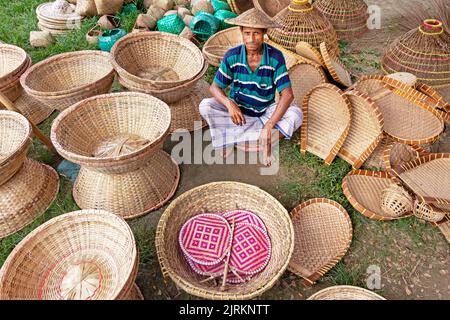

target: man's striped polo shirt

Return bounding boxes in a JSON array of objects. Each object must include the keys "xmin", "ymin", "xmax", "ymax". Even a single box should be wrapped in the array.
[{"xmin": 213, "ymin": 42, "xmax": 291, "ymax": 117}]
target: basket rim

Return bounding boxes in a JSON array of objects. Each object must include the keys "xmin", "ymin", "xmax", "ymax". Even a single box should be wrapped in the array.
[
  {"xmin": 288, "ymin": 198, "xmax": 353, "ymax": 285},
  {"xmin": 50, "ymin": 92, "xmax": 171, "ymax": 166},
  {"xmin": 36, "ymin": 2, "xmax": 83, "ymax": 22},
  {"xmin": 0, "ymin": 44, "xmax": 29, "ymax": 84},
  {"xmin": 202, "ymin": 26, "xmax": 241, "ymax": 60},
  {"xmin": 307, "ymin": 285, "xmax": 386, "ymax": 300},
  {"xmin": 110, "ymin": 31, "xmax": 204, "ymax": 87},
  {"xmin": 300, "ymin": 83, "xmax": 352, "ymax": 165},
  {"xmin": 20, "ymin": 50, "xmax": 114, "ymax": 97},
  {"xmin": 155, "ymin": 181, "xmax": 294, "ymax": 300},
  {"xmin": 338, "ymin": 89, "xmax": 384, "ymax": 169},
  {"xmin": 320, "ymin": 42, "xmax": 352, "ymax": 87},
  {"xmin": 0, "ymin": 110, "xmax": 33, "ymax": 168},
  {"xmin": 0, "ymin": 209, "xmax": 137, "ymax": 300},
  {"xmin": 342, "ymin": 169, "xmax": 413, "ymax": 221}
]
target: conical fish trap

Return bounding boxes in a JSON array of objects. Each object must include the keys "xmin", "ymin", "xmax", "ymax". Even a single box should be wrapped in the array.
[
  {"xmin": 314, "ymin": 0, "xmax": 369, "ymax": 40},
  {"xmin": 381, "ymin": 19, "xmax": 450, "ymax": 88},
  {"xmin": 268, "ymin": 0, "xmax": 339, "ymax": 56}
]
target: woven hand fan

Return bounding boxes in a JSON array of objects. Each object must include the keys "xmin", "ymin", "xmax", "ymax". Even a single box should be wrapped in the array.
[
  {"xmin": 342, "ymin": 170, "xmax": 413, "ymax": 221},
  {"xmin": 288, "ymin": 198, "xmax": 352, "ymax": 286},
  {"xmin": 222, "ymin": 209, "xmax": 267, "ymax": 233},
  {"xmin": 179, "ymin": 213, "xmax": 232, "ymax": 266},
  {"xmin": 320, "ymin": 42, "xmax": 352, "ymax": 87},
  {"xmin": 295, "ymin": 41, "xmax": 325, "ymax": 67},
  {"xmin": 300, "ymin": 83, "xmax": 352, "ymax": 165}
]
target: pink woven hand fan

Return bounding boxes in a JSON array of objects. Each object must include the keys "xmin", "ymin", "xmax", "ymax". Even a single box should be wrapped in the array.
[
  {"xmin": 222, "ymin": 209, "xmax": 267, "ymax": 233},
  {"xmin": 179, "ymin": 213, "xmax": 232, "ymax": 266}
]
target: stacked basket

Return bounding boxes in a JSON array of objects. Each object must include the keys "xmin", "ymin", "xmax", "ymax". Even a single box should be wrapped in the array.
[
  {"xmin": 0, "ymin": 111, "xmax": 59, "ymax": 240},
  {"xmin": 0, "ymin": 44, "xmax": 31, "ymax": 102},
  {"xmin": 36, "ymin": 1, "xmax": 84, "ymax": 35},
  {"xmin": 111, "ymin": 32, "xmax": 210, "ymax": 132}
]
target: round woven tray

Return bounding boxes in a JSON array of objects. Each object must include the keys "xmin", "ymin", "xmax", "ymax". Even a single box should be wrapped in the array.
[
  {"xmin": 320, "ymin": 42, "xmax": 352, "ymax": 87},
  {"xmin": 227, "ymin": 0, "xmax": 254, "ymax": 14},
  {"xmin": 51, "ymin": 92, "xmax": 171, "ymax": 174},
  {"xmin": 253, "ymin": 0, "xmax": 290, "ymax": 18},
  {"xmin": 0, "ymin": 44, "xmax": 29, "ymax": 88},
  {"xmin": 0, "ymin": 110, "xmax": 32, "ymax": 186},
  {"xmin": 111, "ymin": 32, "xmax": 204, "ymax": 90},
  {"xmin": 391, "ymin": 153, "xmax": 450, "ymax": 210},
  {"xmin": 118, "ymin": 60, "xmax": 208, "ymax": 104},
  {"xmin": 203, "ymin": 27, "xmax": 242, "ymax": 67},
  {"xmin": 156, "ymin": 181, "xmax": 294, "ymax": 300},
  {"xmin": 338, "ymin": 90, "xmax": 384, "ymax": 169},
  {"xmin": 342, "ymin": 169, "xmax": 413, "ymax": 221},
  {"xmin": 295, "ymin": 41, "xmax": 325, "ymax": 67},
  {"xmin": 307, "ymin": 285, "xmax": 386, "ymax": 300},
  {"xmin": 168, "ymin": 79, "xmax": 209, "ymax": 133},
  {"xmin": 353, "ymin": 75, "xmax": 444, "ymax": 145},
  {"xmin": 9, "ymin": 91, "xmax": 54, "ymax": 125},
  {"xmin": 289, "ymin": 61, "xmax": 327, "ymax": 108},
  {"xmin": 0, "ymin": 209, "xmax": 137, "ymax": 300},
  {"xmin": 288, "ymin": 198, "xmax": 352, "ymax": 286},
  {"xmin": 0, "ymin": 158, "xmax": 59, "ymax": 239},
  {"xmin": 300, "ymin": 83, "xmax": 352, "ymax": 165},
  {"xmin": 73, "ymin": 150, "xmax": 180, "ymax": 219}
]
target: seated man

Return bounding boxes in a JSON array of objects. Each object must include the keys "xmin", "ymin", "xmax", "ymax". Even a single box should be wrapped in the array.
[{"xmin": 199, "ymin": 8, "xmax": 303, "ymax": 166}]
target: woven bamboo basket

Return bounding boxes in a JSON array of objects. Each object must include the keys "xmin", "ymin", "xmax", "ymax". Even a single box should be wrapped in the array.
[
  {"xmin": 0, "ymin": 210, "xmax": 138, "ymax": 300},
  {"xmin": 381, "ymin": 19, "xmax": 450, "ymax": 88},
  {"xmin": 289, "ymin": 60, "xmax": 328, "ymax": 108},
  {"xmin": 380, "ymin": 184, "xmax": 414, "ymax": 218},
  {"xmin": 0, "ymin": 158, "xmax": 59, "ymax": 239},
  {"xmin": 20, "ymin": 51, "xmax": 115, "ymax": 111},
  {"xmin": 362, "ymin": 134, "xmax": 389, "ymax": 170},
  {"xmin": 300, "ymin": 83, "xmax": 352, "ymax": 165},
  {"xmin": 391, "ymin": 153, "xmax": 450, "ymax": 210},
  {"xmin": 168, "ymin": 80, "xmax": 209, "ymax": 132},
  {"xmin": 0, "ymin": 111, "xmax": 32, "ymax": 186},
  {"xmin": 253, "ymin": 0, "xmax": 290, "ymax": 18},
  {"xmin": 288, "ymin": 198, "xmax": 352, "ymax": 286},
  {"xmin": 295, "ymin": 41, "xmax": 325, "ymax": 67},
  {"xmin": 203, "ymin": 27, "xmax": 242, "ymax": 67},
  {"xmin": 383, "ymin": 141, "xmax": 429, "ymax": 177},
  {"xmin": 268, "ymin": 0, "xmax": 339, "ymax": 56},
  {"xmin": 155, "ymin": 181, "xmax": 294, "ymax": 300},
  {"xmin": 227, "ymin": 0, "xmax": 254, "ymax": 14},
  {"xmin": 320, "ymin": 42, "xmax": 353, "ymax": 87},
  {"xmin": 308, "ymin": 285, "xmax": 386, "ymax": 300},
  {"xmin": 437, "ymin": 219, "xmax": 450, "ymax": 244},
  {"xmin": 414, "ymin": 82, "xmax": 450, "ymax": 124},
  {"xmin": 353, "ymin": 75, "xmax": 444, "ymax": 145},
  {"xmin": 7, "ymin": 91, "xmax": 54, "ymax": 125},
  {"xmin": 314, "ymin": 0, "xmax": 369, "ymax": 40},
  {"xmin": 342, "ymin": 170, "xmax": 413, "ymax": 221},
  {"xmin": 0, "ymin": 53, "xmax": 32, "ymax": 102},
  {"xmin": 73, "ymin": 150, "xmax": 180, "ymax": 219},
  {"xmin": 338, "ymin": 90, "xmax": 383, "ymax": 169},
  {"xmin": 111, "ymin": 32, "xmax": 204, "ymax": 90},
  {"xmin": 51, "ymin": 92, "xmax": 171, "ymax": 174},
  {"xmin": 413, "ymin": 200, "xmax": 446, "ymax": 223},
  {"xmin": 0, "ymin": 44, "xmax": 29, "ymax": 88},
  {"xmin": 117, "ymin": 60, "xmax": 208, "ymax": 104}
]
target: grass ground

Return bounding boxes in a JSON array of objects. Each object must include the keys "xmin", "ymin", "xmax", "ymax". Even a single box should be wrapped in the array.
[{"xmin": 0, "ymin": 0, "xmax": 448, "ymax": 300}]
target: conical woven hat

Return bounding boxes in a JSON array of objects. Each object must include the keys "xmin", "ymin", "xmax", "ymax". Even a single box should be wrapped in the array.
[{"xmin": 225, "ymin": 8, "xmax": 282, "ymax": 29}]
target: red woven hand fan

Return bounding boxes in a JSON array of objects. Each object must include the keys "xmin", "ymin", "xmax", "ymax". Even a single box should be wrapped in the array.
[{"xmin": 222, "ymin": 209, "xmax": 267, "ymax": 233}]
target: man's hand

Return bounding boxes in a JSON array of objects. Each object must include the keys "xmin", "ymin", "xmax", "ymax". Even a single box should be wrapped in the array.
[
  {"xmin": 226, "ymin": 100, "xmax": 246, "ymax": 126},
  {"xmin": 259, "ymin": 125, "xmax": 273, "ymax": 167}
]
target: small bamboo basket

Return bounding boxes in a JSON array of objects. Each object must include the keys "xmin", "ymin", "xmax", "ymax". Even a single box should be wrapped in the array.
[
  {"xmin": 413, "ymin": 200, "xmax": 446, "ymax": 223},
  {"xmin": 380, "ymin": 184, "xmax": 413, "ymax": 218}
]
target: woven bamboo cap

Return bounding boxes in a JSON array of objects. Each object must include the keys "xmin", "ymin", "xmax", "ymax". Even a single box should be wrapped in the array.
[{"xmin": 225, "ymin": 8, "xmax": 282, "ymax": 29}]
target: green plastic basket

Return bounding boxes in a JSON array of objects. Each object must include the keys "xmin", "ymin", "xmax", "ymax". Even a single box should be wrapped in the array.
[
  {"xmin": 157, "ymin": 14, "xmax": 185, "ymax": 35},
  {"xmin": 212, "ymin": 0, "xmax": 231, "ymax": 12},
  {"xmin": 190, "ymin": 12, "xmax": 221, "ymax": 41},
  {"xmin": 214, "ymin": 10, "xmax": 238, "ymax": 30}
]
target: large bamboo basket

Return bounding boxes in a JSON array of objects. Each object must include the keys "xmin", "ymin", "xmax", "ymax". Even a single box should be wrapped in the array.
[
  {"xmin": 0, "ymin": 210, "xmax": 138, "ymax": 300},
  {"xmin": 300, "ymin": 83, "xmax": 352, "ymax": 165},
  {"xmin": 227, "ymin": 0, "xmax": 254, "ymax": 14},
  {"xmin": 9, "ymin": 91, "xmax": 54, "ymax": 125},
  {"xmin": 253, "ymin": 0, "xmax": 290, "ymax": 18},
  {"xmin": 268, "ymin": 0, "xmax": 339, "ymax": 56},
  {"xmin": 155, "ymin": 181, "xmax": 294, "ymax": 300},
  {"xmin": 20, "ymin": 51, "xmax": 115, "ymax": 111},
  {"xmin": 342, "ymin": 169, "xmax": 413, "ymax": 221},
  {"xmin": 308, "ymin": 285, "xmax": 386, "ymax": 300},
  {"xmin": 0, "ymin": 44, "xmax": 29, "ymax": 88},
  {"xmin": 203, "ymin": 27, "xmax": 242, "ymax": 67},
  {"xmin": 0, "ymin": 110, "xmax": 32, "ymax": 186},
  {"xmin": 314, "ymin": 0, "xmax": 369, "ymax": 40},
  {"xmin": 51, "ymin": 92, "xmax": 171, "ymax": 174},
  {"xmin": 381, "ymin": 19, "xmax": 450, "ymax": 88},
  {"xmin": 289, "ymin": 60, "xmax": 328, "ymax": 107},
  {"xmin": 288, "ymin": 198, "xmax": 352, "ymax": 286},
  {"xmin": 338, "ymin": 90, "xmax": 384, "ymax": 169},
  {"xmin": 111, "ymin": 32, "xmax": 204, "ymax": 90},
  {"xmin": 0, "ymin": 51, "xmax": 32, "ymax": 103},
  {"xmin": 0, "ymin": 158, "xmax": 59, "ymax": 239},
  {"xmin": 353, "ymin": 75, "xmax": 444, "ymax": 145}
]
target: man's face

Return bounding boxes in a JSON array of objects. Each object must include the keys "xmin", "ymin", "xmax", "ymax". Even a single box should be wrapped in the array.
[{"xmin": 241, "ymin": 27, "xmax": 265, "ymax": 52}]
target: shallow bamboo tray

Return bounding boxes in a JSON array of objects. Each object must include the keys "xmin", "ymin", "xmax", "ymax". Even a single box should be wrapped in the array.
[
  {"xmin": 253, "ymin": 0, "xmax": 290, "ymax": 17},
  {"xmin": 320, "ymin": 42, "xmax": 352, "ymax": 87},
  {"xmin": 362, "ymin": 134, "xmax": 390, "ymax": 170},
  {"xmin": 308, "ymin": 285, "xmax": 386, "ymax": 300},
  {"xmin": 156, "ymin": 181, "xmax": 294, "ymax": 300},
  {"xmin": 300, "ymin": 83, "xmax": 352, "ymax": 165},
  {"xmin": 342, "ymin": 169, "xmax": 413, "ymax": 221},
  {"xmin": 203, "ymin": 27, "xmax": 242, "ymax": 67},
  {"xmin": 289, "ymin": 60, "xmax": 327, "ymax": 108},
  {"xmin": 295, "ymin": 41, "xmax": 326, "ymax": 67},
  {"xmin": 288, "ymin": 198, "xmax": 352, "ymax": 286},
  {"xmin": 0, "ymin": 209, "xmax": 137, "ymax": 300}
]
